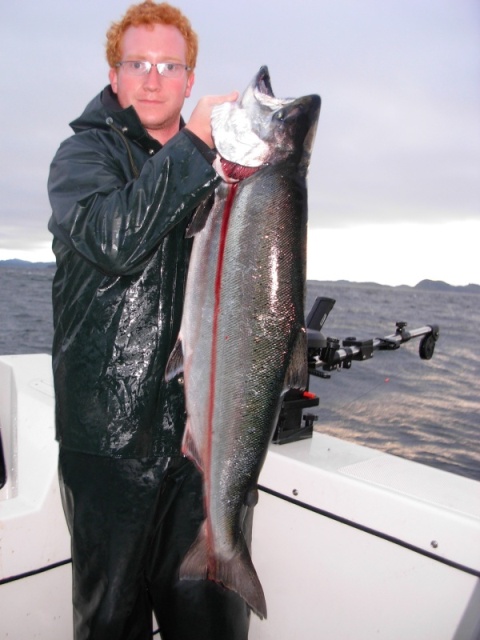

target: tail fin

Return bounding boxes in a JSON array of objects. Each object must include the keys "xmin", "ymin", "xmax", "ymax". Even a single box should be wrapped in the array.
[{"xmin": 179, "ymin": 522, "xmax": 267, "ymax": 619}]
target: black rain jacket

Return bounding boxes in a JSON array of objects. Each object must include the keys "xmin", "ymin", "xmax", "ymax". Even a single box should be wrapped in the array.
[{"xmin": 48, "ymin": 86, "xmax": 220, "ymax": 458}]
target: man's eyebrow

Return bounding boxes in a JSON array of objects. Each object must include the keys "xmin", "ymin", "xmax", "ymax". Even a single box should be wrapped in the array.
[{"xmin": 123, "ymin": 55, "xmax": 184, "ymax": 62}]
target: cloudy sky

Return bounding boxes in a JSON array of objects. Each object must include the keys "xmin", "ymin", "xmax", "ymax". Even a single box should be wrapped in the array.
[{"xmin": 1, "ymin": 0, "xmax": 479, "ymax": 286}]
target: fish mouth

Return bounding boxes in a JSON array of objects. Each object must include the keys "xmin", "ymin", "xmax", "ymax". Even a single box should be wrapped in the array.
[
  {"xmin": 254, "ymin": 66, "xmax": 274, "ymax": 98},
  {"xmin": 216, "ymin": 157, "xmax": 262, "ymax": 182}
]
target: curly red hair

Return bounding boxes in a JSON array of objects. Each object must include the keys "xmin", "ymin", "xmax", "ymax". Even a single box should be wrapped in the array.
[{"xmin": 106, "ymin": 1, "xmax": 198, "ymax": 70}]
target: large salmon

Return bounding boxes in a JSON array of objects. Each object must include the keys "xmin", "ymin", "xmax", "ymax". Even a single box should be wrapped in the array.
[{"xmin": 166, "ymin": 66, "xmax": 320, "ymax": 619}]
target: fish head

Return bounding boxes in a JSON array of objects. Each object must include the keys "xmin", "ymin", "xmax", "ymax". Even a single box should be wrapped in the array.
[{"xmin": 212, "ymin": 66, "xmax": 321, "ymax": 177}]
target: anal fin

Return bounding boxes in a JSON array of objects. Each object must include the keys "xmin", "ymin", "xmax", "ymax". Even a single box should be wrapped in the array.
[{"xmin": 181, "ymin": 418, "xmax": 203, "ymax": 472}]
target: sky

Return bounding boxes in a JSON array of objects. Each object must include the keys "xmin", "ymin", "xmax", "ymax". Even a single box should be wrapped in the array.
[{"xmin": 1, "ymin": 0, "xmax": 479, "ymax": 286}]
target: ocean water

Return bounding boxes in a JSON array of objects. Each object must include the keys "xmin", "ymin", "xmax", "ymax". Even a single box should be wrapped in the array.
[
  {"xmin": 1, "ymin": 266, "xmax": 479, "ymax": 482},
  {"xmin": 305, "ymin": 280, "xmax": 480, "ymax": 482}
]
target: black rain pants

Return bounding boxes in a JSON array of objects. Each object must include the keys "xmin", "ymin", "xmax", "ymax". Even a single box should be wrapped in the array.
[{"xmin": 58, "ymin": 448, "xmax": 251, "ymax": 640}]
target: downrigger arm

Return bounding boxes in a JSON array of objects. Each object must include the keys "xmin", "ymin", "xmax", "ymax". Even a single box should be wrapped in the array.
[{"xmin": 273, "ymin": 297, "xmax": 440, "ymax": 445}]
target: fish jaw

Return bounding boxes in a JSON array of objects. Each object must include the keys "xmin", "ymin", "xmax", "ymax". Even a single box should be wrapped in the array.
[
  {"xmin": 211, "ymin": 65, "xmax": 285, "ymax": 168},
  {"xmin": 212, "ymin": 65, "xmax": 320, "ymax": 172},
  {"xmin": 211, "ymin": 101, "xmax": 271, "ymax": 168}
]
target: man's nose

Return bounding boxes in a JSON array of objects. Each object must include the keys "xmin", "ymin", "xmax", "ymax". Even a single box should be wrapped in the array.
[{"xmin": 143, "ymin": 67, "xmax": 163, "ymax": 89}]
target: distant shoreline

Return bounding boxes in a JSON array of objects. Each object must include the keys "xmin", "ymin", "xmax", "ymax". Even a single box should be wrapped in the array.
[
  {"xmin": 308, "ymin": 278, "xmax": 480, "ymax": 294},
  {"xmin": 1, "ymin": 259, "xmax": 479, "ymax": 294},
  {"xmin": 0, "ymin": 259, "xmax": 56, "ymax": 269}
]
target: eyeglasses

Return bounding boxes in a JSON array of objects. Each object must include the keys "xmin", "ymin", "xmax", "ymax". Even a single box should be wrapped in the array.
[{"xmin": 115, "ymin": 60, "xmax": 191, "ymax": 78}]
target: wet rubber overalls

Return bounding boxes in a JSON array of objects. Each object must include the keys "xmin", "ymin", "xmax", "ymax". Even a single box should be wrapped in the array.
[{"xmin": 48, "ymin": 86, "xmax": 251, "ymax": 640}]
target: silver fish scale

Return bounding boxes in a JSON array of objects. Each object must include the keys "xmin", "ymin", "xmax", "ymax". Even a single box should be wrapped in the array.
[{"xmin": 208, "ymin": 170, "xmax": 307, "ymax": 547}]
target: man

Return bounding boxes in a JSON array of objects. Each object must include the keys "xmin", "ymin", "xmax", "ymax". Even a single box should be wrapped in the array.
[{"xmin": 48, "ymin": 2, "xmax": 249, "ymax": 639}]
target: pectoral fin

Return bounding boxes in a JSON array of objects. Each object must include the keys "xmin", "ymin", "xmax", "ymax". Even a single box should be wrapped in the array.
[
  {"xmin": 165, "ymin": 338, "xmax": 184, "ymax": 381},
  {"xmin": 186, "ymin": 192, "xmax": 215, "ymax": 237}
]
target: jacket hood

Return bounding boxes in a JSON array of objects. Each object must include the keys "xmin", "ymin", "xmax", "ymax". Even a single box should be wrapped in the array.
[{"xmin": 69, "ymin": 85, "xmax": 155, "ymax": 148}]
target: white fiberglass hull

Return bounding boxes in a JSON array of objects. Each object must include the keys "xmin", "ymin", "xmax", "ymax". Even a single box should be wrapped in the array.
[{"xmin": 1, "ymin": 354, "xmax": 479, "ymax": 639}]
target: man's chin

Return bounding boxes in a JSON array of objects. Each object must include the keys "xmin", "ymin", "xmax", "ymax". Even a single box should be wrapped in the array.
[{"xmin": 139, "ymin": 114, "xmax": 181, "ymax": 143}]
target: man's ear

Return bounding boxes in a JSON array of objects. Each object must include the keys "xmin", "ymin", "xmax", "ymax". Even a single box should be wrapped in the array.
[
  {"xmin": 109, "ymin": 68, "xmax": 118, "ymax": 94},
  {"xmin": 185, "ymin": 70, "xmax": 195, "ymax": 98}
]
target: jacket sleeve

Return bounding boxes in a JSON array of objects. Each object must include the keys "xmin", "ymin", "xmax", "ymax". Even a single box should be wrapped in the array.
[{"xmin": 48, "ymin": 129, "xmax": 220, "ymax": 275}]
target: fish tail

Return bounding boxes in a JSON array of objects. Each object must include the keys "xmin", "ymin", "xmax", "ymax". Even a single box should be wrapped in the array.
[
  {"xmin": 179, "ymin": 523, "xmax": 267, "ymax": 619},
  {"xmin": 214, "ymin": 533, "xmax": 267, "ymax": 620}
]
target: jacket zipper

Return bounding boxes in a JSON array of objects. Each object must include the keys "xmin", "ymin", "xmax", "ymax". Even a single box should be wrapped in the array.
[{"xmin": 106, "ymin": 117, "xmax": 141, "ymax": 179}]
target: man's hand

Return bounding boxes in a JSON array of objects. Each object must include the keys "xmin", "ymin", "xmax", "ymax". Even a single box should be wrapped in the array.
[{"xmin": 185, "ymin": 91, "xmax": 239, "ymax": 148}]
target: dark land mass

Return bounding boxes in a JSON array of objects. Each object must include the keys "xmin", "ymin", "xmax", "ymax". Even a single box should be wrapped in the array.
[{"xmin": 1, "ymin": 260, "xmax": 479, "ymax": 293}]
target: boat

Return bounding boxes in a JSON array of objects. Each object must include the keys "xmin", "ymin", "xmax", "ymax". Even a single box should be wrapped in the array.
[{"xmin": 1, "ymin": 304, "xmax": 479, "ymax": 638}]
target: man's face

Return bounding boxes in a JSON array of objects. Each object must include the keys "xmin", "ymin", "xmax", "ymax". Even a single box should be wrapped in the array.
[{"xmin": 109, "ymin": 23, "xmax": 195, "ymax": 143}]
